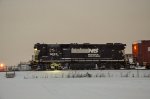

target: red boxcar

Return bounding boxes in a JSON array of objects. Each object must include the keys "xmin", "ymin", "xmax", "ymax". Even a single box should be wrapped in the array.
[{"xmin": 132, "ymin": 40, "xmax": 150, "ymax": 69}]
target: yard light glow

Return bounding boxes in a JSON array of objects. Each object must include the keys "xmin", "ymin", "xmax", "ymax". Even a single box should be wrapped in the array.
[
  {"xmin": 46, "ymin": 70, "xmax": 62, "ymax": 74},
  {"xmin": 52, "ymin": 70, "xmax": 61, "ymax": 73},
  {"xmin": 0, "ymin": 63, "xmax": 4, "ymax": 67}
]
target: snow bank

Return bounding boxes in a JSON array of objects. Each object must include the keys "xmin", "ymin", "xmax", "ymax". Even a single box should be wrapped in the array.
[{"xmin": 0, "ymin": 70, "xmax": 150, "ymax": 99}]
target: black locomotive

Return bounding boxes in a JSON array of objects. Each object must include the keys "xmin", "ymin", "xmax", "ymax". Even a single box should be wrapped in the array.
[{"xmin": 31, "ymin": 43, "xmax": 129, "ymax": 70}]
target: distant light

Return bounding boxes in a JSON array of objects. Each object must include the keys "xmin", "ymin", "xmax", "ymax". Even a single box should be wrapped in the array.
[
  {"xmin": 134, "ymin": 46, "xmax": 137, "ymax": 50},
  {"xmin": 0, "ymin": 63, "xmax": 4, "ymax": 67}
]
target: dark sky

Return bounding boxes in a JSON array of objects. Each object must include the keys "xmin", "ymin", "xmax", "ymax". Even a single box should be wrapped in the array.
[{"xmin": 0, "ymin": 0, "xmax": 150, "ymax": 66}]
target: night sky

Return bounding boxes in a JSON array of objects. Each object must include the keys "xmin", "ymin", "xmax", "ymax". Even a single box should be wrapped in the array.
[{"xmin": 0, "ymin": 0, "xmax": 150, "ymax": 66}]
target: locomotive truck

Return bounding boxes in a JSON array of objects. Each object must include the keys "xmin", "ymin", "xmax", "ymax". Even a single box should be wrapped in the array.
[{"xmin": 30, "ymin": 43, "xmax": 129, "ymax": 70}]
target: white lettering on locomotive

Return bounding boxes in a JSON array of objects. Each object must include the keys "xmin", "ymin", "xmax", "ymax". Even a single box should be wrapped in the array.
[
  {"xmin": 50, "ymin": 53, "xmax": 59, "ymax": 56},
  {"xmin": 88, "ymin": 54, "xmax": 100, "ymax": 57},
  {"xmin": 89, "ymin": 49, "xmax": 98, "ymax": 53},
  {"xmin": 71, "ymin": 48, "xmax": 98, "ymax": 53}
]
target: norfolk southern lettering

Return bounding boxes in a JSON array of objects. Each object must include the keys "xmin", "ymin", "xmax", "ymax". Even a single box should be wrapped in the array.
[
  {"xmin": 71, "ymin": 48, "xmax": 98, "ymax": 53},
  {"xmin": 71, "ymin": 48, "xmax": 100, "ymax": 57}
]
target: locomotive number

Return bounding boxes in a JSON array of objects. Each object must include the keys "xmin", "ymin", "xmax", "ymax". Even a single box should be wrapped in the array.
[{"xmin": 50, "ymin": 53, "xmax": 59, "ymax": 56}]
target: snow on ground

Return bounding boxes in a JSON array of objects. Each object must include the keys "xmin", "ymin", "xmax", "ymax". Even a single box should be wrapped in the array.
[{"xmin": 0, "ymin": 70, "xmax": 150, "ymax": 99}]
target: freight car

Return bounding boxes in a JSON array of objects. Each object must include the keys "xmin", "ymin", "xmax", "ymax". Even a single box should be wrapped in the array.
[
  {"xmin": 132, "ymin": 40, "xmax": 150, "ymax": 69},
  {"xmin": 31, "ymin": 43, "xmax": 129, "ymax": 70}
]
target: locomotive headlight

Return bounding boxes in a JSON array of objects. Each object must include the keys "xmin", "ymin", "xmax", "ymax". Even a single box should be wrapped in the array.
[{"xmin": 34, "ymin": 48, "xmax": 37, "ymax": 51}]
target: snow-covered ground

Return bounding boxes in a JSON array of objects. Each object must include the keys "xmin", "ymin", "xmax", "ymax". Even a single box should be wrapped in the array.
[{"xmin": 0, "ymin": 70, "xmax": 150, "ymax": 99}]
